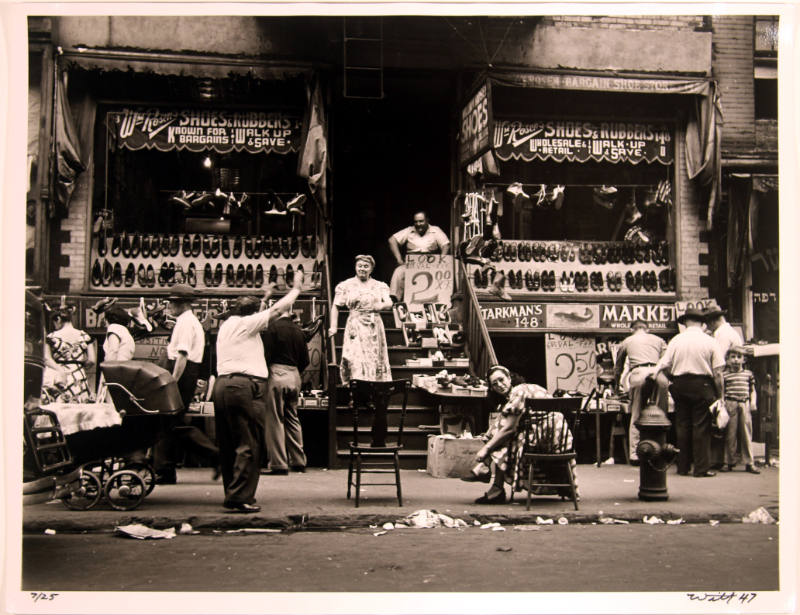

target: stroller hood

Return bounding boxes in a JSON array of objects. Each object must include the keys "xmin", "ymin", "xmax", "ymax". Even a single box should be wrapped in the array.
[{"xmin": 100, "ymin": 360, "xmax": 184, "ymax": 412}]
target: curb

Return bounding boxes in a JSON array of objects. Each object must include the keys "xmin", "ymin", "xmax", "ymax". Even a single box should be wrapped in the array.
[{"xmin": 23, "ymin": 507, "xmax": 779, "ymax": 534}]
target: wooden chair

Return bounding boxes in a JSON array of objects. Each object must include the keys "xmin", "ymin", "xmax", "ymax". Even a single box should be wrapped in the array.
[
  {"xmin": 516, "ymin": 395, "xmax": 588, "ymax": 511},
  {"xmin": 346, "ymin": 379, "xmax": 410, "ymax": 507}
]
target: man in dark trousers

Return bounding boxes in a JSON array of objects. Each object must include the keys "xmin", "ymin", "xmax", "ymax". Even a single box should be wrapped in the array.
[
  {"xmin": 261, "ymin": 304, "xmax": 310, "ymax": 474},
  {"xmin": 653, "ymin": 308, "xmax": 726, "ymax": 477},
  {"xmin": 214, "ymin": 278, "xmax": 303, "ymax": 512},
  {"xmin": 153, "ymin": 283, "xmax": 219, "ymax": 484}
]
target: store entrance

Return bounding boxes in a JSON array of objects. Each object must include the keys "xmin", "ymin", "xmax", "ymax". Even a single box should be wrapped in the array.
[{"xmin": 330, "ymin": 70, "xmax": 455, "ymax": 290}]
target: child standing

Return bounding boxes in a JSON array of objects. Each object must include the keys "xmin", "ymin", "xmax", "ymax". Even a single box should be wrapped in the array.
[{"xmin": 722, "ymin": 346, "xmax": 760, "ymax": 474}]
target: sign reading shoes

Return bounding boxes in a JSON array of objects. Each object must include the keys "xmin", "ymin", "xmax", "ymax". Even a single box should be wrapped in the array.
[
  {"xmin": 109, "ymin": 108, "xmax": 302, "ymax": 155},
  {"xmin": 481, "ymin": 302, "xmax": 676, "ymax": 332},
  {"xmin": 493, "ymin": 119, "xmax": 673, "ymax": 165}
]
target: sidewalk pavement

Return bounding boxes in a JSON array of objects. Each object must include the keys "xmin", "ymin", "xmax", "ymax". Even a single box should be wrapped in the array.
[{"xmin": 22, "ymin": 462, "xmax": 779, "ymax": 533}]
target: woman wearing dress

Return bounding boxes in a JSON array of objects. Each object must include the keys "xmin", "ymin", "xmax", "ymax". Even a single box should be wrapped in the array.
[
  {"xmin": 42, "ymin": 303, "xmax": 96, "ymax": 404},
  {"xmin": 463, "ymin": 365, "xmax": 579, "ymax": 504},
  {"xmin": 102, "ymin": 306, "xmax": 136, "ymax": 361},
  {"xmin": 328, "ymin": 255, "xmax": 393, "ymax": 384}
]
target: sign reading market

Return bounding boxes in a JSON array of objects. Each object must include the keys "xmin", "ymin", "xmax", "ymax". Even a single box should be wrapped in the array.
[
  {"xmin": 110, "ymin": 108, "xmax": 302, "ymax": 155},
  {"xmin": 481, "ymin": 302, "xmax": 676, "ymax": 332},
  {"xmin": 492, "ymin": 118, "xmax": 673, "ymax": 165}
]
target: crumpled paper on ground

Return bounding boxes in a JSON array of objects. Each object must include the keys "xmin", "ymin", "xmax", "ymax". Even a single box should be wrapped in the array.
[
  {"xmin": 115, "ymin": 524, "xmax": 176, "ymax": 540},
  {"xmin": 742, "ymin": 506, "xmax": 776, "ymax": 524},
  {"xmin": 599, "ymin": 517, "xmax": 629, "ymax": 525},
  {"xmin": 642, "ymin": 515, "xmax": 664, "ymax": 525},
  {"xmin": 397, "ymin": 509, "xmax": 468, "ymax": 529},
  {"xmin": 535, "ymin": 516, "xmax": 554, "ymax": 525}
]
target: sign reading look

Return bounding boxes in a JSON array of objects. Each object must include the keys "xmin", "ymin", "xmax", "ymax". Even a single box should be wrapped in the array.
[
  {"xmin": 110, "ymin": 108, "xmax": 302, "ymax": 155},
  {"xmin": 493, "ymin": 119, "xmax": 673, "ymax": 165},
  {"xmin": 545, "ymin": 333, "xmax": 597, "ymax": 395},
  {"xmin": 403, "ymin": 255, "xmax": 454, "ymax": 309}
]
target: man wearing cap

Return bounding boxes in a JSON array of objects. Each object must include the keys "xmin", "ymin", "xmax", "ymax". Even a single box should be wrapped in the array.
[
  {"xmin": 652, "ymin": 308, "xmax": 726, "ymax": 477},
  {"xmin": 260, "ymin": 304, "xmax": 310, "ymax": 475},
  {"xmin": 613, "ymin": 319, "xmax": 668, "ymax": 465},
  {"xmin": 214, "ymin": 275, "xmax": 303, "ymax": 513},
  {"xmin": 705, "ymin": 307, "xmax": 744, "ymax": 357},
  {"xmin": 153, "ymin": 284, "xmax": 220, "ymax": 484},
  {"xmin": 388, "ymin": 211, "xmax": 450, "ymax": 301}
]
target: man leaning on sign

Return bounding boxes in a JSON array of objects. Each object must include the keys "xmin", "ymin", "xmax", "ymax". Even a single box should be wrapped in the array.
[{"xmin": 388, "ymin": 211, "xmax": 450, "ymax": 302}]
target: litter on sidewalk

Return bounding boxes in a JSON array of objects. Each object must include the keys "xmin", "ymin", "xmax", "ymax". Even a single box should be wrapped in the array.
[
  {"xmin": 598, "ymin": 517, "xmax": 629, "ymax": 525},
  {"xmin": 44, "ymin": 529, "xmax": 56, "ymax": 535},
  {"xmin": 742, "ymin": 506, "xmax": 776, "ymax": 524},
  {"xmin": 115, "ymin": 524, "xmax": 176, "ymax": 540},
  {"xmin": 398, "ymin": 509, "xmax": 468, "ymax": 529},
  {"xmin": 666, "ymin": 518, "xmax": 685, "ymax": 525},
  {"xmin": 535, "ymin": 516, "xmax": 554, "ymax": 525},
  {"xmin": 642, "ymin": 515, "xmax": 664, "ymax": 525}
]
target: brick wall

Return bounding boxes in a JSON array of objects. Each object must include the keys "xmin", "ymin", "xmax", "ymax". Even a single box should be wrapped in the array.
[
  {"xmin": 544, "ymin": 15, "xmax": 705, "ymax": 31},
  {"xmin": 712, "ymin": 16, "xmax": 755, "ymax": 155},
  {"xmin": 55, "ymin": 172, "xmax": 91, "ymax": 292}
]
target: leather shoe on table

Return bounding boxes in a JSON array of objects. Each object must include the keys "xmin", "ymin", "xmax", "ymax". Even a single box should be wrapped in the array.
[
  {"xmin": 224, "ymin": 502, "xmax": 261, "ymax": 513},
  {"xmin": 474, "ymin": 490, "xmax": 506, "ymax": 504},
  {"xmin": 693, "ymin": 470, "xmax": 717, "ymax": 477}
]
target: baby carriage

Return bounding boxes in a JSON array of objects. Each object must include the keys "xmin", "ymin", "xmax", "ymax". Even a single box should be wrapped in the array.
[{"xmin": 57, "ymin": 360, "xmax": 184, "ymax": 511}]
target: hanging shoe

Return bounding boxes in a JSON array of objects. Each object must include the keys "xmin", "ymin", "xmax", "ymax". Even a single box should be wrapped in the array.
[
  {"xmin": 255, "ymin": 264, "xmax": 264, "ymax": 288},
  {"xmin": 488, "ymin": 272, "xmax": 512, "ymax": 302},
  {"xmin": 173, "ymin": 264, "xmax": 185, "ymax": 285},
  {"xmin": 121, "ymin": 233, "xmax": 132, "ymax": 257},
  {"xmin": 204, "ymin": 264, "xmax": 213, "ymax": 287},
  {"xmin": 233, "ymin": 236, "xmax": 243, "ymax": 259},
  {"xmin": 290, "ymin": 236, "xmax": 300, "ymax": 258},
  {"xmin": 214, "ymin": 264, "xmax": 223, "ymax": 287},
  {"xmin": 269, "ymin": 265, "xmax": 278, "ymax": 285},
  {"xmin": 161, "ymin": 235, "xmax": 171, "ymax": 257},
  {"xmin": 531, "ymin": 270, "xmax": 541, "ymax": 291},
  {"xmin": 101, "ymin": 260, "xmax": 113, "ymax": 286},
  {"xmin": 124, "ymin": 263, "xmax": 135, "ymax": 287},
  {"xmin": 221, "ymin": 236, "xmax": 231, "ymax": 259},
  {"xmin": 112, "ymin": 262, "xmax": 123, "ymax": 287},
  {"xmin": 91, "ymin": 260, "xmax": 103, "ymax": 286},
  {"xmin": 279, "ymin": 237, "xmax": 290, "ymax": 259},
  {"xmin": 236, "ymin": 264, "xmax": 245, "ymax": 287},
  {"xmin": 301, "ymin": 236, "xmax": 311, "ymax": 258},
  {"xmin": 110, "ymin": 233, "xmax": 122, "ymax": 257},
  {"xmin": 245, "ymin": 264, "xmax": 254, "ymax": 288},
  {"xmin": 211, "ymin": 236, "xmax": 221, "ymax": 258},
  {"xmin": 169, "ymin": 236, "xmax": 180, "ymax": 257},
  {"xmin": 244, "ymin": 237, "xmax": 254, "ymax": 259},
  {"xmin": 158, "ymin": 263, "xmax": 168, "ymax": 286},
  {"xmin": 473, "ymin": 268, "xmax": 483, "ymax": 288},
  {"xmin": 506, "ymin": 182, "xmax": 531, "ymax": 208},
  {"xmin": 141, "ymin": 235, "xmax": 151, "ymax": 258},
  {"xmin": 524, "ymin": 270, "xmax": 534, "ymax": 291},
  {"xmin": 222, "ymin": 264, "xmax": 232, "ymax": 287},
  {"xmin": 129, "ymin": 234, "xmax": 140, "ymax": 258},
  {"xmin": 287, "ymin": 194, "xmax": 307, "ymax": 215},
  {"xmin": 137, "ymin": 264, "xmax": 147, "ymax": 287},
  {"xmin": 285, "ymin": 263, "xmax": 294, "ymax": 288},
  {"xmin": 190, "ymin": 234, "xmax": 201, "ymax": 258},
  {"xmin": 263, "ymin": 236, "xmax": 273, "ymax": 259},
  {"xmin": 146, "ymin": 265, "xmax": 155, "ymax": 288},
  {"xmin": 272, "ymin": 236, "xmax": 283, "ymax": 259},
  {"xmin": 253, "ymin": 236, "xmax": 262, "ymax": 259}
]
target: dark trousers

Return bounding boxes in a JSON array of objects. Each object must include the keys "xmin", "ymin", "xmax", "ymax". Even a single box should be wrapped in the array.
[
  {"xmin": 154, "ymin": 360, "xmax": 219, "ymax": 475},
  {"xmin": 669, "ymin": 374, "xmax": 716, "ymax": 475},
  {"xmin": 213, "ymin": 375, "xmax": 266, "ymax": 505}
]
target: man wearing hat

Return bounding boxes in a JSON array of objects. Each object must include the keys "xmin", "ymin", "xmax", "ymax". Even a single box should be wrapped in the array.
[
  {"xmin": 388, "ymin": 211, "xmax": 450, "ymax": 301},
  {"xmin": 153, "ymin": 283, "xmax": 219, "ymax": 485},
  {"xmin": 214, "ymin": 275, "xmax": 304, "ymax": 513},
  {"xmin": 613, "ymin": 318, "xmax": 668, "ymax": 465},
  {"xmin": 705, "ymin": 306, "xmax": 744, "ymax": 357},
  {"xmin": 652, "ymin": 308, "xmax": 726, "ymax": 477}
]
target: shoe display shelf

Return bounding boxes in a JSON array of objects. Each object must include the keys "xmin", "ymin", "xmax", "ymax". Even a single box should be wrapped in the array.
[{"xmin": 89, "ymin": 232, "xmax": 325, "ymax": 293}]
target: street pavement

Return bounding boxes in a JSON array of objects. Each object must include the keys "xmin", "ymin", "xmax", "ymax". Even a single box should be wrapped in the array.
[{"xmin": 22, "ymin": 462, "xmax": 779, "ymax": 533}]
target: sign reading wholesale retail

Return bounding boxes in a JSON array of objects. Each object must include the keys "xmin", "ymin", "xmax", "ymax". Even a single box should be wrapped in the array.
[
  {"xmin": 459, "ymin": 83, "xmax": 491, "ymax": 165},
  {"xmin": 481, "ymin": 302, "xmax": 676, "ymax": 332},
  {"xmin": 110, "ymin": 108, "xmax": 302, "ymax": 155},
  {"xmin": 492, "ymin": 119, "xmax": 673, "ymax": 165}
]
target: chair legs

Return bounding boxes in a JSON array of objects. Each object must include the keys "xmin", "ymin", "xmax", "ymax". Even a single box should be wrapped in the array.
[
  {"xmin": 346, "ymin": 452, "xmax": 354, "ymax": 500},
  {"xmin": 567, "ymin": 461, "xmax": 579, "ymax": 511},
  {"xmin": 523, "ymin": 459, "xmax": 580, "ymax": 511},
  {"xmin": 525, "ymin": 462, "xmax": 534, "ymax": 511},
  {"xmin": 394, "ymin": 451, "xmax": 402, "ymax": 507},
  {"xmin": 354, "ymin": 453, "xmax": 362, "ymax": 508}
]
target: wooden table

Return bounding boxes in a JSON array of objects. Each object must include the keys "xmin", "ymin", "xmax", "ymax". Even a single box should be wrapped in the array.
[{"xmin": 421, "ymin": 387, "xmax": 488, "ymax": 436}]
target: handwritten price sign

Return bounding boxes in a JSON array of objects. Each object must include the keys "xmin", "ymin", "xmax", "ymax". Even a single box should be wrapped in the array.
[
  {"xmin": 403, "ymin": 255, "xmax": 454, "ymax": 309},
  {"xmin": 545, "ymin": 333, "xmax": 597, "ymax": 394}
]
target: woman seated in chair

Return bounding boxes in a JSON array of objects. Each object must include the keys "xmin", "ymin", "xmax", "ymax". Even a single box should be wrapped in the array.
[{"xmin": 462, "ymin": 365, "xmax": 579, "ymax": 504}]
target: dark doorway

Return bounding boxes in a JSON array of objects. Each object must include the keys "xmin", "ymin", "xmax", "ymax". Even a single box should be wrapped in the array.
[{"xmin": 330, "ymin": 70, "xmax": 455, "ymax": 289}]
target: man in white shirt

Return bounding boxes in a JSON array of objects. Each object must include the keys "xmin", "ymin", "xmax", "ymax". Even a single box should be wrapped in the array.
[
  {"xmin": 154, "ymin": 283, "xmax": 219, "ymax": 484},
  {"xmin": 705, "ymin": 307, "xmax": 744, "ymax": 357},
  {"xmin": 214, "ymin": 276, "xmax": 303, "ymax": 513},
  {"xmin": 388, "ymin": 211, "xmax": 450, "ymax": 300},
  {"xmin": 653, "ymin": 308, "xmax": 726, "ymax": 477}
]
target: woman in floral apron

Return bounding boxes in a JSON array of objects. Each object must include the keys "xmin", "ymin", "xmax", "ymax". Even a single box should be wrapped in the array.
[
  {"xmin": 328, "ymin": 255, "xmax": 393, "ymax": 384},
  {"xmin": 42, "ymin": 305, "xmax": 96, "ymax": 404}
]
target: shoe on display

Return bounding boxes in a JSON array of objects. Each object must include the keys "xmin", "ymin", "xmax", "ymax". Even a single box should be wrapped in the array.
[
  {"xmin": 161, "ymin": 235, "xmax": 172, "ymax": 257},
  {"xmin": 287, "ymin": 194, "xmax": 307, "ymax": 215},
  {"xmin": 91, "ymin": 260, "xmax": 103, "ymax": 286},
  {"xmin": 214, "ymin": 264, "xmax": 223, "ymax": 287},
  {"xmin": 625, "ymin": 271, "xmax": 635, "ymax": 292},
  {"xmin": 101, "ymin": 260, "xmax": 113, "ymax": 286},
  {"xmin": 253, "ymin": 236, "xmax": 263, "ymax": 259},
  {"xmin": 524, "ymin": 270, "xmax": 534, "ymax": 291},
  {"xmin": 559, "ymin": 244, "xmax": 570, "ymax": 262},
  {"xmin": 244, "ymin": 237, "xmax": 254, "ymax": 259},
  {"xmin": 269, "ymin": 265, "xmax": 278, "ymax": 285},
  {"xmin": 255, "ymin": 264, "xmax": 264, "ymax": 288},
  {"xmin": 290, "ymin": 236, "xmax": 300, "ymax": 258},
  {"xmin": 301, "ymin": 236, "xmax": 311, "ymax": 258},
  {"xmin": 141, "ymin": 235, "xmax": 151, "ymax": 258},
  {"xmin": 634, "ymin": 271, "xmax": 642, "ymax": 291},
  {"xmin": 296, "ymin": 264, "xmax": 304, "ymax": 288},
  {"xmin": 204, "ymin": 264, "xmax": 213, "ymax": 287},
  {"xmin": 97, "ymin": 229, "xmax": 108, "ymax": 257},
  {"xmin": 187, "ymin": 263, "xmax": 197, "ymax": 288},
  {"xmin": 124, "ymin": 263, "xmax": 135, "ymax": 287},
  {"xmin": 211, "ymin": 236, "xmax": 221, "ymax": 258},
  {"xmin": 245, "ymin": 264, "xmax": 254, "ymax": 288},
  {"xmin": 559, "ymin": 272, "xmax": 569, "ymax": 293},
  {"xmin": 233, "ymin": 236, "xmax": 243, "ymax": 259},
  {"xmin": 272, "ymin": 237, "xmax": 283, "ymax": 259},
  {"xmin": 191, "ymin": 234, "xmax": 201, "ymax": 258},
  {"xmin": 532, "ymin": 270, "xmax": 541, "ymax": 291},
  {"xmin": 173, "ymin": 265, "xmax": 185, "ymax": 285},
  {"xmin": 221, "ymin": 236, "xmax": 231, "ymax": 259},
  {"xmin": 285, "ymin": 263, "xmax": 294, "ymax": 288},
  {"xmin": 130, "ymin": 234, "xmax": 141, "ymax": 258},
  {"xmin": 112, "ymin": 262, "xmax": 123, "ymax": 287},
  {"xmin": 309, "ymin": 235, "xmax": 318, "ymax": 258},
  {"xmin": 121, "ymin": 233, "xmax": 132, "ymax": 257},
  {"xmin": 169, "ymin": 236, "xmax": 180, "ymax": 257},
  {"xmin": 157, "ymin": 263, "xmax": 167, "ymax": 286},
  {"xmin": 111, "ymin": 234, "xmax": 121, "ymax": 257},
  {"xmin": 263, "ymin": 236, "xmax": 273, "ymax": 259},
  {"xmin": 146, "ymin": 264, "xmax": 156, "ymax": 288},
  {"xmin": 226, "ymin": 264, "xmax": 235, "ymax": 287},
  {"xmin": 281, "ymin": 237, "xmax": 291, "ymax": 259},
  {"xmin": 137, "ymin": 264, "xmax": 147, "ymax": 287},
  {"xmin": 236, "ymin": 264, "xmax": 246, "ymax": 287}
]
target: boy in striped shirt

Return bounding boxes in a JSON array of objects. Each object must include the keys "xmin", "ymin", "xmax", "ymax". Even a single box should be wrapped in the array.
[{"xmin": 721, "ymin": 346, "xmax": 760, "ymax": 474}]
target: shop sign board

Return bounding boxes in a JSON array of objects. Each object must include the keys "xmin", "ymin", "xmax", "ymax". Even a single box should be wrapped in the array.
[
  {"xmin": 490, "ymin": 73, "xmax": 711, "ymax": 96},
  {"xmin": 673, "ymin": 298, "xmax": 721, "ymax": 319},
  {"xmin": 481, "ymin": 301, "xmax": 676, "ymax": 333},
  {"xmin": 109, "ymin": 108, "xmax": 302, "ymax": 155},
  {"xmin": 458, "ymin": 83, "xmax": 492, "ymax": 165},
  {"xmin": 404, "ymin": 255, "xmax": 454, "ymax": 309},
  {"xmin": 545, "ymin": 333, "xmax": 597, "ymax": 394},
  {"xmin": 492, "ymin": 119, "xmax": 673, "ymax": 165}
]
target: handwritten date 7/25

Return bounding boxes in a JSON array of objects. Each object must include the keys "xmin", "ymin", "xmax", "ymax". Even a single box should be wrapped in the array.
[{"xmin": 30, "ymin": 592, "xmax": 59, "ymax": 603}]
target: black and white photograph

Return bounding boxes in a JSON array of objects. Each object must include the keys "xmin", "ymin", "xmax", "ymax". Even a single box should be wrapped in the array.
[{"xmin": 2, "ymin": 3, "xmax": 798, "ymax": 614}]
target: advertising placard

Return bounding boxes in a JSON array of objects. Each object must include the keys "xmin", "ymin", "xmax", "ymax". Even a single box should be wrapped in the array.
[
  {"xmin": 599, "ymin": 303, "xmax": 676, "ymax": 331},
  {"xmin": 403, "ymin": 255, "xmax": 454, "ymax": 309},
  {"xmin": 480, "ymin": 303, "xmax": 546, "ymax": 329},
  {"xmin": 545, "ymin": 333, "xmax": 597, "ymax": 394},
  {"xmin": 110, "ymin": 108, "xmax": 302, "ymax": 155},
  {"xmin": 493, "ymin": 119, "xmax": 673, "ymax": 165},
  {"xmin": 459, "ymin": 83, "xmax": 491, "ymax": 165}
]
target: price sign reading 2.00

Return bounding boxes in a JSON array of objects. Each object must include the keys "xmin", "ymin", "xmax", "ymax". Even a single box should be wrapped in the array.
[{"xmin": 404, "ymin": 255, "xmax": 454, "ymax": 308}]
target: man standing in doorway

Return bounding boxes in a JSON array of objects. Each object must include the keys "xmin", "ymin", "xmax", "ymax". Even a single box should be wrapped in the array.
[
  {"xmin": 154, "ymin": 283, "xmax": 219, "ymax": 484},
  {"xmin": 261, "ymin": 305, "xmax": 310, "ymax": 474},
  {"xmin": 388, "ymin": 211, "xmax": 450, "ymax": 301},
  {"xmin": 214, "ymin": 276, "xmax": 303, "ymax": 512},
  {"xmin": 613, "ymin": 318, "xmax": 669, "ymax": 465},
  {"xmin": 652, "ymin": 308, "xmax": 726, "ymax": 477}
]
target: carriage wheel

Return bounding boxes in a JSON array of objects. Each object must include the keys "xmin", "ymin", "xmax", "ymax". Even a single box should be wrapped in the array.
[
  {"xmin": 125, "ymin": 462, "xmax": 156, "ymax": 496},
  {"xmin": 104, "ymin": 470, "xmax": 147, "ymax": 511},
  {"xmin": 61, "ymin": 470, "xmax": 102, "ymax": 510}
]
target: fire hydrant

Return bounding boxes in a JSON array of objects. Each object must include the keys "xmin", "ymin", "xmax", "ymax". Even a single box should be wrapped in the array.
[{"xmin": 634, "ymin": 403, "xmax": 679, "ymax": 501}]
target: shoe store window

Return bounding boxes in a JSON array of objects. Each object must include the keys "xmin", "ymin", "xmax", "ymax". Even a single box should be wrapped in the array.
[{"xmin": 89, "ymin": 106, "xmax": 321, "ymax": 292}]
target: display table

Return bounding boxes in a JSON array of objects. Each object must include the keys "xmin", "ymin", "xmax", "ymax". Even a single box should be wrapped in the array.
[{"xmin": 422, "ymin": 386, "xmax": 488, "ymax": 436}]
